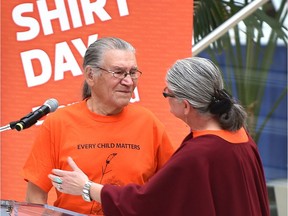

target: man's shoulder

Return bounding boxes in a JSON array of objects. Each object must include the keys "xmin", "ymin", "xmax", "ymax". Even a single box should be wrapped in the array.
[
  {"xmin": 126, "ymin": 103, "xmax": 165, "ymax": 126},
  {"xmin": 127, "ymin": 103, "xmax": 155, "ymax": 116},
  {"xmin": 47, "ymin": 100, "xmax": 83, "ymax": 118}
]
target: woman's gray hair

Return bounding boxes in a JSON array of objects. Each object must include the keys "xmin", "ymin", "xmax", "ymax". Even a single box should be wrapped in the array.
[
  {"xmin": 82, "ymin": 37, "xmax": 135, "ymax": 99},
  {"xmin": 166, "ymin": 57, "xmax": 247, "ymax": 131}
]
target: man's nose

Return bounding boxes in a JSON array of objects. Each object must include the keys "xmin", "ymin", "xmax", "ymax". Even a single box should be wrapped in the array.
[{"xmin": 121, "ymin": 74, "xmax": 134, "ymax": 85}]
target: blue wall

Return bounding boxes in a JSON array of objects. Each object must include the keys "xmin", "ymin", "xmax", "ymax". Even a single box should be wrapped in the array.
[
  {"xmin": 257, "ymin": 46, "xmax": 287, "ymax": 180},
  {"xmin": 199, "ymin": 46, "xmax": 287, "ymax": 180}
]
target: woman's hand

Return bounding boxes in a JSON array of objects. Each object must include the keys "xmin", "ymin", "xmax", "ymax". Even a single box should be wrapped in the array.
[{"xmin": 48, "ymin": 156, "xmax": 89, "ymax": 195}]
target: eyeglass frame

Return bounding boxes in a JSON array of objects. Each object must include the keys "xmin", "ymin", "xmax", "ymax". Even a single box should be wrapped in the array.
[
  {"xmin": 91, "ymin": 66, "xmax": 142, "ymax": 80},
  {"xmin": 163, "ymin": 87, "xmax": 176, "ymax": 98}
]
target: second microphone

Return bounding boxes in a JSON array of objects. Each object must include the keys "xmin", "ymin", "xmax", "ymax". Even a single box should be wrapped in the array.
[{"xmin": 15, "ymin": 98, "xmax": 59, "ymax": 131}]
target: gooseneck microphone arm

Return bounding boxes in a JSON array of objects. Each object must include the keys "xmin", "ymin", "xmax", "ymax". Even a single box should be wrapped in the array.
[
  {"xmin": 0, "ymin": 122, "xmax": 17, "ymax": 132},
  {"xmin": 0, "ymin": 98, "xmax": 59, "ymax": 133}
]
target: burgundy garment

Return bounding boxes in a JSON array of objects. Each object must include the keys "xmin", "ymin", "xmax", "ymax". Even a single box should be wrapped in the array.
[{"xmin": 101, "ymin": 133, "xmax": 270, "ymax": 216}]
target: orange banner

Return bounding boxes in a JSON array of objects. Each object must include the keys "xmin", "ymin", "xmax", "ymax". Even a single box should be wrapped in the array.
[{"xmin": 1, "ymin": 0, "xmax": 193, "ymax": 203}]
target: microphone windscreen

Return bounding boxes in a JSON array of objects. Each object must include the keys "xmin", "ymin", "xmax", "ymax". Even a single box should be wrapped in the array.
[{"xmin": 44, "ymin": 98, "xmax": 59, "ymax": 112}]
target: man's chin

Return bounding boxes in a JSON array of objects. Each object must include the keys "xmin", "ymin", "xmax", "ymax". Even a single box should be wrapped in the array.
[{"xmin": 117, "ymin": 98, "xmax": 131, "ymax": 106}]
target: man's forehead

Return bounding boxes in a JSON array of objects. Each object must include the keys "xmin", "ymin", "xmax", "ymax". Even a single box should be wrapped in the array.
[{"xmin": 102, "ymin": 49, "xmax": 137, "ymax": 66}]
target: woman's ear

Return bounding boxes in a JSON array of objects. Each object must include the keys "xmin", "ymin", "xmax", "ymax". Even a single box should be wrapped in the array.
[{"xmin": 183, "ymin": 100, "xmax": 191, "ymax": 115}]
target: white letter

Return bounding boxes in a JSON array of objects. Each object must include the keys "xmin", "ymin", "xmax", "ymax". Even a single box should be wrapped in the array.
[
  {"xmin": 81, "ymin": 0, "xmax": 111, "ymax": 25},
  {"xmin": 12, "ymin": 3, "xmax": 40, "ymax": 41},
  {"xmin": 116, "ymin": 0, "xmax": 129, "ymax": 16},
  {"xmin": 21, "ymin": 49, "xmax": 52, "ymax": 87},
  {"xmin": 130, "ymin": 87, "xmax": 140, "ymax": 103},
  {"xmin": 54, "ymin": 42, "xmax": 82, "ymax": 80},
  {"xmin": 67, "ymin": 0, "xmax": 83, "ymax": 28},
  {"xmin": 37, "ymin": 0, "xmax": 70, "ymax": 35},
  {"xmin": 71, "ymin": 34, "xmax": 99, "ymax": 57}
]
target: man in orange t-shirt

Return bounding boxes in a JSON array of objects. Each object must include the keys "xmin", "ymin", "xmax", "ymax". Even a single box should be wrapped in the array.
[{"xmin": 22, "ymin": 37, "xmax": 174, "ymax": 215}]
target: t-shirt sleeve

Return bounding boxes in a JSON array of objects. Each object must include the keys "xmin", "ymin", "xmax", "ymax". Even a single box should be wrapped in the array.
[
  {"xmin": 22, "ymin": 117, "xmax": 56, "ymax": 192},
  {"xmin": 156, "ymin": 130, "xmax": 175, "ymax": 170}
]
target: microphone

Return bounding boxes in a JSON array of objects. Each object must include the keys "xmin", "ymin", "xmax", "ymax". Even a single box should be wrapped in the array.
[{"xmin": 14, "ymin": 98, "xmax": 59, "ymax": 131}]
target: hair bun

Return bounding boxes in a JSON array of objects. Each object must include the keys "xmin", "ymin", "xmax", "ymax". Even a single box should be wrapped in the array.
[{"xmin": 209, "ymin": 89, "xmax": 233, "ymax": 115}]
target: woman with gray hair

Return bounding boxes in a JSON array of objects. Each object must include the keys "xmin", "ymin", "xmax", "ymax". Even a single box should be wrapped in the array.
[
  {"xmin": 165, "ymin": 57, "xmax": 247, "ymax": 131},
  {"xmin": 48, "ymin": 57, "xmax": 269, "ymax": 216}
]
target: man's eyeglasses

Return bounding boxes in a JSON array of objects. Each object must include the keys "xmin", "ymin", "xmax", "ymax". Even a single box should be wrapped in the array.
[
  {"xmin": 163, "ymin": 87, "xmax": 175, "ymax": 98},
  {"xmin": 93, "ymin": 66, "xmax": 142, "ymax": 80}
]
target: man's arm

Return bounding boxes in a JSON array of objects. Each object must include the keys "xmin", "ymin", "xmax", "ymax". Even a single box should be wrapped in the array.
[{"xmin": 25, "ymin": 181, "xmax": 48, "ymax": 204}]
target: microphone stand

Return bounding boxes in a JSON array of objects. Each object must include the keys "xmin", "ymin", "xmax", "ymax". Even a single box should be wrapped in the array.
[{"xmin": 0, "ymin": 122, "xmax": 18, "ymax": 132}]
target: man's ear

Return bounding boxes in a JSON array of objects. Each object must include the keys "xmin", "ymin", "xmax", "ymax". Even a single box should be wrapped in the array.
[
  {"xmin": 88, "ymin": 70, "xmax": 94, "ymax": 79},
  {"xmin": 84, "ymin": 66, "xmax": 94, "ymax": 83}
]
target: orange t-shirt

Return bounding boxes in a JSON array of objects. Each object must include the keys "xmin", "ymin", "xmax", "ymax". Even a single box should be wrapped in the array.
[{"xmin": 22, "ymin": 100, "xmax": 174, "ymax": 215}]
